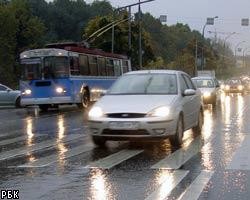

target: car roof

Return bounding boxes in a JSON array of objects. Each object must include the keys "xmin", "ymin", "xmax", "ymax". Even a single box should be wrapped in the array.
[
  {"xmin": 125, "ymin": 70, "xmax": 185, "ymax": 75},
  {"xmin": 192, "ymin": 76, "xmax": 214, "ymax": 80}
]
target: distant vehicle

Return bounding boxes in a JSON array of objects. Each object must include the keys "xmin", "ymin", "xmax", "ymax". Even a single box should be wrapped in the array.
[
  {"xmin": 19, "ymin": 42, "xmax": 131, "ymax": 111},
  {"xmin": 222, "ymin": 79, "xmax": 244, "ymax": 94},
  {"xmin": 197, "ymin": 70, "xmax": 215, "ymax": 78},
  {"xmin": 0, "ymin": 84, "xmax": 21, "ymax": 108},
  {"xmin": 88, "ymin": 70, "xmax": 203, "ymax": 147},
  {"xmin": 240, "ymin": 76, "xmax": 250, "ymax": 92},
  {"xmin": 192, "ymin": 77, "xmax": 220, "ymax": 106}
]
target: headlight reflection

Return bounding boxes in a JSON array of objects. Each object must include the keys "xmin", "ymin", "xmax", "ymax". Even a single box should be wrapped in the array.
[
  {"xmin": 57, "ymin": 116, "xmax": 68, "ymax": 168},
  {"xmin": 90, "ymin": 169, "xmax": 114, "ymax": 200}
]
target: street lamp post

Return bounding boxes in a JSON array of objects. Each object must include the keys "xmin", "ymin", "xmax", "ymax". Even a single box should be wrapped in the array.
[
  {"xmin": 222, "ymin": 32, "xmax": 236, "ymax": 69},
  {"xmin": 201, "ymin": 16, "xmax": 218, "ymax": 70}
]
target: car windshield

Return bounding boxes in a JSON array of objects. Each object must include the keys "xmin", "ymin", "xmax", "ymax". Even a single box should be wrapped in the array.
[
  {"xmin": 107, "ymin": 73, "xmax": 178, "ymax": 95},
  {"xmin": 226, "ymin": 79, "xmax": 241, "ymax": 85},
  {"xmin": 192, "ymin": 79, "xmax": 215, "ymax": 88}
]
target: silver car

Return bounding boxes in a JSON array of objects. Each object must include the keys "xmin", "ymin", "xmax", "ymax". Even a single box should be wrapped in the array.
[
  {"xmin": 192, "ymin": 77, "xmax": 220, "ymax": 106},
  {"xmin": 88, "ymin": 70, "xmax": 203, "ymax": 146},
  {"xmin": 0, "ymin": 84, "xmax": 21, "ymax": 107}
]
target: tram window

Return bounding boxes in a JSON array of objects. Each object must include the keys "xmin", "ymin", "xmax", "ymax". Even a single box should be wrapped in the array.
[
  {"xmin": 89, "ymin": 56, "xmax": 98, "ymax": 76},
  {"xmin": 106, "ymin": 59, "xmax": 114, "ymax": 76},
  {"xmin": 114, "ymin": 60, "xmax": 121, "ymax": 76},
  {"xmin": 98, "ymin": 57, "xmax": 106, "ymax": 76},
  {"xmin": 70, "ymin": 57, "xmax": 80, "ymax": 75},
  {"xmin": 79, "ymin": 55, "xmax": 89, "ymax": 75},
  {"xmin": 122, "ymin": 60, "xmax": 129, "ymax": 74}
]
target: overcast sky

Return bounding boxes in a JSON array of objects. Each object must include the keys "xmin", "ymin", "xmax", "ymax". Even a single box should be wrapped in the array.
[{"xmin": 85, "ymin": 0, "xmax": 250, "ymax": 55}]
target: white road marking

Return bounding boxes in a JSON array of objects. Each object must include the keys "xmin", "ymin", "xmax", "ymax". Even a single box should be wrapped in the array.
[
  {"xmin": 0, "ymin": 134, "xmax": 84, "ymax": 161},
  {"xmin": 145, "ymin": 170, "xmax": 189, "ymax": 200},
  {"xmin": 226, "ymin": 135, "xmax": 250, "ymax": 170},
  {"xmin": 0, "ymin": 135, "xmax": 43, "ymax": 146},
  {"xmin": 17, "ymin": 143, "xmax": 94, "ymax": 168},
  {"xmin": 151, "ymin": 137, "xmax": 202, "ymax": 169},
  {"xmin": 85, "ymin": 149, "xmax": 144, "ymax": 169},
  {"xmin": 177, "ymin": 170, "xmax": 214, "ymax": 200}
]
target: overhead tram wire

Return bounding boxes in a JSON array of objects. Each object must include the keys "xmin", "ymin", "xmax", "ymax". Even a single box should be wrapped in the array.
[{"xmin": 86, "ymin": 17, "xmax": 132, "ymax": 43}]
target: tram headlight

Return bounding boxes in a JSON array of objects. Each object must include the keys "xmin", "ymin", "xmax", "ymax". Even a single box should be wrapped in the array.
[
  {"xmin": 23, "ymin": 89, "xmax": 32, "ymax": 95},
  {"xmin": 56, "ymin": 87, "xmax": 66, "ymax": 93}
]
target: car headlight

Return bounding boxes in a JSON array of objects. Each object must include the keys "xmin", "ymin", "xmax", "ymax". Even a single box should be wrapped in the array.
[
  {"xmin": 56, "ymin": 87, "xmax": 66, "ymax": 93},
  {"xmin": 88, "ymin": 107, "xmax": 104, "ymax": 118},
  {"xmin": 238, "ymin": 85, "xmax": 243, "ymax": 90},
  {"xmin": 203, "ymin": 92, "xmax": 211, "ymax": 98},
  {"xmin": 147, "ymin": 106, "xmax": 170, "ymax": 117},
  {"xmin": 23, "ymin": 89, "xmax": 32, "ymax": 95}
]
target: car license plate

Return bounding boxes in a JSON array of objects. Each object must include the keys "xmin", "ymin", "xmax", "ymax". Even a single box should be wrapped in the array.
[{"xmin": 109, "ymin": 122, "xmax": 139, "ymax": 130}]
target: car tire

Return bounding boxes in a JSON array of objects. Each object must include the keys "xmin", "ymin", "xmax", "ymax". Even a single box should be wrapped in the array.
[
  {"xmin": 77, "ymin": 90, "xmax": 89, "ymax": 109},
  {"xmin": 193, "ymin": 110, "xmax": 203, "ymax": 135},
  {"xmin": 169, "ymin": 116, "xmax": 183, "ymax": 147},
  {"xmin": 39, "ymin": 105, "xmax": 49, "ymax": 112},
  {"xmin": 15, "ymin": 97, "xmax": 21, "ymax": 108},
  {"xmin": 92, "ymin": 136, "xmax": 106, "ymax": 147}
]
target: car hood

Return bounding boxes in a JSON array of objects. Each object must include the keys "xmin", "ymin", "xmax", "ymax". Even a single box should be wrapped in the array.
[
  {"xmin": 95, "ymin": 95, "xmax": 178, "ymax": 114},
  {"xmin": 198, "ymin": 88, "xmax": 215, "ymax": 94}
]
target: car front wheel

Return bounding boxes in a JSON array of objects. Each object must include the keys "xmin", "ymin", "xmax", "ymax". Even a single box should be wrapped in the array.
[
  {"xmin": 92, "ymin": 136, "xmax": 106, "ymax": 147},
  {"xmin": 169, "ymin": 116, "xmax": 183, "ymax": 147}
]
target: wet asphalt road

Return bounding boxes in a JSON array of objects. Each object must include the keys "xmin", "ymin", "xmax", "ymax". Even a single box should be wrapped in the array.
[{"xmin": 0, "ymin": 93, "xmax": 250, "ymax": 200}]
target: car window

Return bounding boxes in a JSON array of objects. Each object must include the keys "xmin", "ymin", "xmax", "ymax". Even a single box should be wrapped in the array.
[
  {"xmin": 192, "ymin": 78, "xmax": 215, "ymax": 88},
  {"xmin": 182, "ymin": 75, "xmax": 196, "ymax": 90},
  {"xmin": 0, "ymin": 85, "xmax": 7, "ymax": 91},
  {"xmin": 179, "ymin": 75, "xmax": 188, "ymax": 92}
]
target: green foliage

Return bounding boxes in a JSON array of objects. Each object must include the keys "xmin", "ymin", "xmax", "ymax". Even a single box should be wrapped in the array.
[
  {"xmin": 0, "ymin": 0, "xmax": 234, "ymax": 86},
  {"xmin": 0, "ymin": 0, "xmax": 45, "ymax": 87}
]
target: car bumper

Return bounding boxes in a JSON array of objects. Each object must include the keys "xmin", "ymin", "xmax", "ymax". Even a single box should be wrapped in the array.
[
  {"xmin": 88, "ymin": 117, "xmax": 178, "ymax": 140},
  {"xmin": 21, "ymin": 96, "xmax": 72, "ymax": 106}
]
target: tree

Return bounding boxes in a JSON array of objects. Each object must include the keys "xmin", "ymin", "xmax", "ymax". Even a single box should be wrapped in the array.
[
  {"xmin": 0, "ymin": 0, "xmax": 45, "ymax": 87},
  {"xmin": 84, "ymin": 13, "xmax": 155, "ymax": 68}
]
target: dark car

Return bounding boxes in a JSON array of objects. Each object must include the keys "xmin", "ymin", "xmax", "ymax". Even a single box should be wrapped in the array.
[{"xmin": 223, "ymin": 79, "xmax": 244, "ymax": 94}]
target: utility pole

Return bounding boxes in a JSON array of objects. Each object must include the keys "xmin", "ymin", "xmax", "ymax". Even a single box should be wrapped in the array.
[
  {"xmin": 138, "ymin": 0, "xmax": 142, "ymax": 69},
  {"xmin": 117, "ymin": 0, "xmax": 155, "ymax": 69}
]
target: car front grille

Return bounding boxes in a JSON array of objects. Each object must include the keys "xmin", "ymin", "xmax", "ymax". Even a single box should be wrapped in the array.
[
  {"xmin": 106, "ymin": 113, "xmax": 146, "ymax": 118},
  {"xmin": 102, "ymin": 129, "xmax": 149, "ymax": 135}
]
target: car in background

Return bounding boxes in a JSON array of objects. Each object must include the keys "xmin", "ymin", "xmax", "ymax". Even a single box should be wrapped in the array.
[
  {"xmin": 192, "ymin": 77, "xmax": 220, "ymax": 106},
  {"xmin": 240, "ymin": 76, "xmax": 250, "ymax": 92},
  {"xmin": 222, "ymin": 79, "xmax": 244, "ymax": 94},
  {"xmin": 0, "ymin": 84, "xmax": 21, "ymax": 108},
  {"xmin": 88, "ymin": 70, "xmax": 203, "ymax": 147}
]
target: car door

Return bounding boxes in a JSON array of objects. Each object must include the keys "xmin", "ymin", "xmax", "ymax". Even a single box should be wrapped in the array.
[
  {"xmin": 0, "ymin": 85, "xmax": 10, "ymax": 105},
  {"xmin": 0, "ymin": 85, "xmax": 17, "ymax": 105},
  {"xmin": 181, "ymin": 74, "xmax": 200, "ymax": 129}
]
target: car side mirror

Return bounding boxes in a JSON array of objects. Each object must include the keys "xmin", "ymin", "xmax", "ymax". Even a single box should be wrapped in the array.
[
  {"xmin": 183, "ymin": 89, "xmax": 196, "ymax": 96},
  {"xmin": 6, "ymin": 89, "xmax": 11, "ymax": 92}
]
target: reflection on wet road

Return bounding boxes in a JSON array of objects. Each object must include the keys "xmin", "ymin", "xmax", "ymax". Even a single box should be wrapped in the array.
[{"xmin": 1, "ymin": 94, "xmax": 250, "ymax": 200}]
